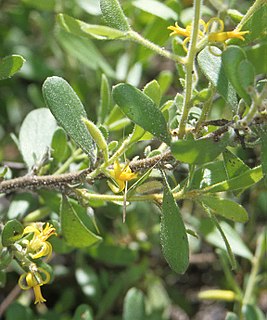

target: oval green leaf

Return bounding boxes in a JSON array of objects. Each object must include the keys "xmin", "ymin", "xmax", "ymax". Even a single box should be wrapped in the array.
[
  {"xmin": 201, "ymin": 196, "xmax": 248, "ymax": 223},
  {"xmin": 1, "ymin": 220, "xmax": 24, "ymax": 247},
  {"xmin": 100, "ymin": 0, "xmax": 130, "ymax": 31},
  {"xmin": 123, "ymin": 288, "xmax": 145, "ymax": 320},
  {"xmin": 197, "ymin": 46, "xmax": 237, "ymax": 108},
  {"xmin": 171, "ymin": 131, "xmax": 231, "ymax": 164},
  {"xmin": 0, "ymin": 55, "xmax": 25, "ymax": 80},
  {"xmin": 42, "ymin": 76, "xmax": 96, "ymax": 163},
  {"xmin": 113, "ymin": 83, "xmax": 171, "ymax": 144},
  {"xmin": 60, "ymin": 196, "xmax": 102, "ymax": 248},
  {"xmin": 160, "ymin": 183, "xmax": 189, "ymax": 274}
]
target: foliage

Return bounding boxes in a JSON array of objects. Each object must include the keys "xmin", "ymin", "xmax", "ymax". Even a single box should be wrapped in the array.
[{"xmin": 0, "ymin": 0, "xmax": 267, "ymax": 319}]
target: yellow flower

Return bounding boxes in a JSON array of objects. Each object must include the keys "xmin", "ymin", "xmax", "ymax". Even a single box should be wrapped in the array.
[
  {"xmin": 168, "ymin": 17, "xmax": 249, "ymax": 52},
  {"xmin": 24, "ymin": 223, "xmax": 57, "ymax": 260},
  {"xmin": 18, "ymin": 267, "xmax": 50, "ymax": 304},
  {"xmin": 108, "ymin": 159, "xmax": 137, "ymax": 193}
]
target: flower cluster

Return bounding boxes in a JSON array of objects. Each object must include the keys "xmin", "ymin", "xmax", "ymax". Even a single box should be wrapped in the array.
[
  {"xmin": 168, "ymin": 17, "xmax": 249, "ymax": 52},
  {"xmin": 18, "ymin": 223, "xmax": 56, "ymax": 304}
]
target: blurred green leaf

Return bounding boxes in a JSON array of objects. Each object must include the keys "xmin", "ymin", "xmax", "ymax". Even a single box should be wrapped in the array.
[
  {"xmin": 222, "ymin": 46, "xmax": 252, "ymax": 105},
  {"xmin": 201, "ymin": 196, "xmax": 248, "ymax": 223},
  {"xmin": 242, "ymin": 304, "xmax": 266, "ymax": 320},
  {"xmin": 199, "ymin": 219, "xmax": 253, "ymax": 260},
  {"xmin": 5, "ymin": 302, "xmax": 33, "ymax": 320},
  {"xmin": 73, "ymin": 305, "xmax": 93, "ymax": 320},
  {"xmin": 197, "ymin": 46, "xmax": 237, "ymax": 109},
  {"xmin": 113, "ymin": 83, "xmax": 171, "ymax": 144},
  {"xmin": 201, "ymin": 165, "xmax": 263, "ymax": 193},
  {"xmin": 19, "ymin": 108, "xmax": 57, "ymax": 169},
  {"xmin": 57, "ymin": 14, "xmax": 127, "ymax": 40},
  {"xmin": 7, "ymin": 193, "xmax": 35, "ymax": 220},
  {"xmin": 51, "ymin": 128, "xmax": 68, "ymax": 163},
  {"xmin": 225, "ymin": 312, "xmax": 239, "ymax": 320},
  {"xmin": 42, "ymin": 76, "xmax": 96, "ymax": 163},
  {"xmin": 88, "ymin": 243, "xmax": 138, "ymax": 266},
  {"xmin": 245, "ymin": 42, "xmax": 267, "ymax": 74},
  {"xmin": 22, "ymin": 0, "xmax": 55, "ymax": 10},
  {"xmin": 60, "ymin": 196, "xmax": 102, "ymax": 248},
  {"xmin": 143, "ymin": 80, "xmax": 161, "ymax": 107},
  {"xmin": 132, "ymin": 0, "xmax": 178, "ymax": 20},
  {"xmin": 171, "ymin": 131, "xmax": 231, "ymax": 164},
  {"xmin": 100, "ymin": 0, "xmax": 130, "ymax": 31},
  {"xmin": 123, "ymin": 288, "xmax": 145, "ymax": 320},
  {"xmin": 0, "ymin": 55, "xmax": 25, "ymax": 80},
  {"xmin": 0, "ymin": 270, "xmax": 7, "ymax": 288},
  {"xmin": 99, "ymin": 74, "xmax": 111, "ymax": 123},
  {"xmin": 161, "ymin": 180, "xmax": 189, "ymax": 274}
]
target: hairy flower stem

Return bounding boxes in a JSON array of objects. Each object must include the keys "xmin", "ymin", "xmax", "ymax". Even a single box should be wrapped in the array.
[{"xmin": 178, "ymin": 0, "xmax": 203, "ymax": 138}]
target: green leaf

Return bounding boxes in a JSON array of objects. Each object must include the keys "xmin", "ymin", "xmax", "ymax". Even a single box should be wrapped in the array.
[
  {"xmin": 22, "ymin": 0, "xmax": 55, "ymax": 10},
  {"xmin": 197, "ymin": 46, "xmax": 237, "ymax": 109},
  {"xmin": 75, "ymin": 266, "xmax": 101, "ymax": 302},
  {"xmin": 132, "ymin": 0, "xmax": 178, "ymax": 20},
  {"xmin": 0, "ymin": 248, "xmax": 13, "ymax": 270},
  {"xmin": 100, "ymin": 0, "xmax": 130, "ymax": 31},
  {"xmin": 222, "ymin": 46, "xmax": 252, "ymax": 105},
  {"xmin": 0, "ymin": 270, "xmax": 7, "ymax": 288},
  {"xmin": 199, "ymin": 219, "xmax": 253, "ymax": 260},
  {"xmin": 42, "ymin": 76, "xmax": 96, "ymax": 163},
  {"xmin": 0, "ymin": 55, "xmax": 25, "ymax": 80},
  {"xmin": 57, "ymin": 14, "xmax": 127, "ymax": 40},
  {"xmin": 60, "ymin": 196, "xmax": 102, "ymax": 248},
  {"xmin": 245, "ymin": 42, "xmax": 267, "ymax": 75},
  {"xmin": 51, "ymin": 128, "xmax": 68, "ymax": 163},
  {"xmin": 201, "ymin": 196, "xmax": 248, "ymax": 223},
  {"xmin": 223, "ymin": 149, "xmax": 250, "ymax": 179},
  {"xmin": 201, "ymin": 165, "xmax": 263, "ymax": 193},
  {"xmin": 1, "ymin": 220, "xmax": 24, "ymax": 247},
  {"xmin": 123, "ymin": 288, "xmax": 145, "ymax": 320},
  {"xmin": 242, "ymin": 304, "xmax": 266, "ymax": 320},
  {"xmin": 225, "ymin": 312, "xmax": 239, "ymax": 320},
  {"xmin": 99, "ymin": 74, "xmax": 111, "ymax": 123},
  {"xmin": 56, "ymin": 29, "xmax": 115, "ymax": 77},
  {"xmin": 6, "ymin": 302, "xmax": 33, "ymax": 320},
  {"xmin": 143, "ymin": 80, "xmax": 161, "ymax": 107},
  {"xmin": 88, "ymin": 243, "xmax": 138, "ymax": 266},
  {"xmin": 112, "ymin": 83, "xmax": 171, "ymax": 144},
  {"xmin": 240, "ymin": 4, "xmax": 267, "ymax": 44},
  {"xmin": 237, "ymin": 60, "xmax": 255, "ymax": 91},
  {"xmin": 19, "ymin": 108, "xmax": 57, "ymax": 169},
  {"xmin": 258, "ymin": 126, "xmax": 267, "ymax": 180},
  {"xmin": 73, "ymin": 305, "xmax": 93, "ymax": 320},
  {"xmin": 161, "ymin": 180, "xmax": 189, "ymax": 274},
  {"xmin": 171, "ymin": 131, "xmax": 231, "ymax": 164}
]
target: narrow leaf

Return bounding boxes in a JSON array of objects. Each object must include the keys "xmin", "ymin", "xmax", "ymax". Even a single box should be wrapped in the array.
[
  {"xmin": 161, "ymin": 179, "xmax": 189, "ymax": 274},
  {"xmin": 60, "ymin": 196, "xmax": 102, "ymax": 248},
  {"xmin": 100, "ymin": 0, "xmax": 130, "ymax": 31},
  {"xmin": 99, "ymin": 74, "xmax": 111, "ymax": 122},
  {"xmin": 42, "ymin": 76, "xmax": 96, "ymax": 163},
  {"xmin": 123, "ymin": 288, "xmax": 145, "ymax": 320},
  {"xmin": 171, "ymin": 131, "xmax": 231, "ymax": 164},
  {"xmin": 0, "ymin": 55, "xmax": 25, "ymax": 80},
  {"xmin": 201, "ymin": 196, "xmax": 248, "ymax": 223},
  {"xmin": 113, "ymin": 83, "xmax": 171, "ymax": 144}
]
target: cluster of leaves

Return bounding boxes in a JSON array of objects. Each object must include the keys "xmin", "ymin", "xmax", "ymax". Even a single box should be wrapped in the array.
[{"xmin": 0, "ymin": 0, "xmax": 267, "ymax": 319}]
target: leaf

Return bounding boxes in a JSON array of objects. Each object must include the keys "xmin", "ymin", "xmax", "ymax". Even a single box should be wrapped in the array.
[
  {"xmin": 19, "ymin": 108, "xmax": 57, "ymax": 168},
  {"xmin": 225, "ymin": 312, "xmax": 239, "ymax": 320},
  {"xmin": 100, "ymin": 0, "xmax": 130, "ymax": 31},
  {"xmin": 222, "ymin": 46, "xmax": 252, "ymax": 105},
  {"xmin": 201, "ymin": 196, "xmax": 248, "ymax": 223},
  {"xmin": 22, "ymin": 0, "xmax": 55, "ymax": 10},
  {"xmin": 123, "ymin": 288, "xmax": 145, "ymax": 320},
  {"xmin": 201, "ymin": 165, "xmax": 263, "ymax": 193},
  {"xmin": 245, "ymin": 42, "xmax": 267, "ymax": 75},
  {"xmin": 199, "ymin": 219, "xmax": 253, "ymax": 260},
  {"xmin": 51, "ymin": 127, "xmax": 68, "ymax": 163},
  {"xmin": 160, "ymin": 180, "xmax": 189, "ymax": 274},
  {"xmin": 1, "ymin": 220, "xmax": 24, "ymax": 247},
  {"xmin": 143, "ymin": 80, "xmax": 161, "ymax": 107},
  {"xmin": 132, "ymin": 0, "xmax": 177, "ymax": 20},
  {"xmin": 242, "ymin": 304, "xmax": 266, "ymax": 320},
  {"xmin": 99, "ymin": 74, "xmax": 111, "ymax": 123},
  {"xmin": 237, "ymin": 60, "xmax": 255, "ymax": 91},
  {"xmin": 197, "ymin": 46, "xmax": 237, "ymax": 109},
  {"xmin": 60, "ymin": 196, "xmax": 102, "ymax": 248},
  {"xmin": 73, "ymin": 305, "xmax": 93, "ymax": 320},
  {"xmin": 113, "ymin": 83, "xmax": 171, "ymax": 144},
  {"xmin": 57, "ymin": 14, "xmax": 127, "ymax": 40},
  {"xmin": 42, "ymin": 76, "xmax": 96, "ymax": 163},
  {"xmin": 75, "ymin": 266, "xmax": 101, "ymax": 302},
  {"xmin": 171, "ymin": 131, "xmax": 231, "ymax": 164},
  {"xmin": 56, "ymin": 29, "xmax": 115, "ymax": 77},
  {"xmin": 258, "ymin": 126, "xmax": 267, "ymax": 180},
  {"xmin": 0, "ymin": 55, "xmax": 25, "ymax": 80},
  {"xmin": 223, "ymin": 149, "xmax": 250, "ymax": 179}
]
